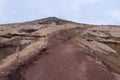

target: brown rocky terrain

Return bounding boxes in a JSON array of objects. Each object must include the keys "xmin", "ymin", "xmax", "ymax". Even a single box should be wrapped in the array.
[{"xmin": 0, "ymin": 17, "xmax": 120, "ymax": 80}]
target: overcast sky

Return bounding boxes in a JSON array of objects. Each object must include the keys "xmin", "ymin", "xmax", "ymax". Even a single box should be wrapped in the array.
[{"xmin": 0, "ymin": 0, "xmax": 120, "ymax": 25}]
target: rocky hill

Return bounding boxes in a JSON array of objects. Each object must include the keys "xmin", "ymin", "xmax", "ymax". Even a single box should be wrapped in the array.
[{"xmin": 0, "ymin": 17, "xmax": 120, "ymax": 80}]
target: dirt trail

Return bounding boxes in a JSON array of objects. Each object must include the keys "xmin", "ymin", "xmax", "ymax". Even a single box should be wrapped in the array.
[
  {"xmin": 21, "ymin": 42, "xmax": 115, "ymax": 80},
  {"xmin": 0, "ymin": 17, "xmax": 120, "ymax": 80}
]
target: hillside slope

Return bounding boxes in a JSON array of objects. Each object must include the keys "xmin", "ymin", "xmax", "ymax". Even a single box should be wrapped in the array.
[{"xmin": 0, "ymin": 17, "xmax": 120, "ymax": 80}]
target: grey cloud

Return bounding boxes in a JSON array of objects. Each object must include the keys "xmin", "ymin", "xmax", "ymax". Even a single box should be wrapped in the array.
[{"xmin": 0, "ymin": 0, "xmax": 120, "ymax": 25}]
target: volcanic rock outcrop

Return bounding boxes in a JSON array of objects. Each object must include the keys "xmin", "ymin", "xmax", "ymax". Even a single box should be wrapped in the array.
[{"xmin": 0, "ymin": 17, "xmax": 120, "ymax": 80}]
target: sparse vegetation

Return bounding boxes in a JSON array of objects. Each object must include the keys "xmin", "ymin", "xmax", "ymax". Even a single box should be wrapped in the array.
[{"xmin": 0, "ymin": 17, "xmax": 120, "ymax": 80}]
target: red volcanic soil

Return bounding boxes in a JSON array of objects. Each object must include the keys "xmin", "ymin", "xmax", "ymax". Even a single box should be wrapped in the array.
[
  {"xmin": 21, "ymin": 42, "xmax": 115, "ymax": 80},
  {"xmin": 7, "ymin": 29, "xmax": 115, "ymax": 80},
  {"xmin": 7, "ymin": 30, "xmax": 116, "ymax": 80}
]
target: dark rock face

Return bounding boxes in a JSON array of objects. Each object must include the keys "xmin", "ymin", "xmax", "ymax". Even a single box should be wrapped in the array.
[{"xmin": 37, "ymin": 17, "xmax": 67, "ymax": 25}]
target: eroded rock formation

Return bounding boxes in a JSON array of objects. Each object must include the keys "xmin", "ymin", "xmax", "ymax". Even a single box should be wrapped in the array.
[{"xmin": 0, "ymin": 17, "xmax": 120, "ymax": 80}]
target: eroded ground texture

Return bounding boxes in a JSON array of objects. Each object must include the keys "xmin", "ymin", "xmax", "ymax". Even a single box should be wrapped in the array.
[{"xmin": 0, "ymin": 17, "xmax": 120, "ymax": 80}]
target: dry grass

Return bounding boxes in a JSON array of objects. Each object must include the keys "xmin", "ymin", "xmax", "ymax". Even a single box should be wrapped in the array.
[{"xmin": 0, "ymin": 37, "xmax": 48, "ymax": 76}]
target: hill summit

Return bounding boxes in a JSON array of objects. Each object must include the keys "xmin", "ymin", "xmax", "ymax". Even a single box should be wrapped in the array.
[{"xmin": 0, "ymin": 17, "xmax": 120, "ymax": 80}]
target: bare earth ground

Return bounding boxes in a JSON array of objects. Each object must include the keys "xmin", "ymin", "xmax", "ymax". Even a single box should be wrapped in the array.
[
  {"xmin": 0, "ymin": 17, "xmax": 120, "ymax": 80},
  {"xmin": 22, "ymin": 41, "xmax": 115, "ymax": 80}
]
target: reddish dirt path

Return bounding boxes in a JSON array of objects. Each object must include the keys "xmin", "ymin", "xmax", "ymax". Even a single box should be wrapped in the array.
[{"xmin": 22, "ymin": 42, "xmax": 115, "ymax": 80}]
